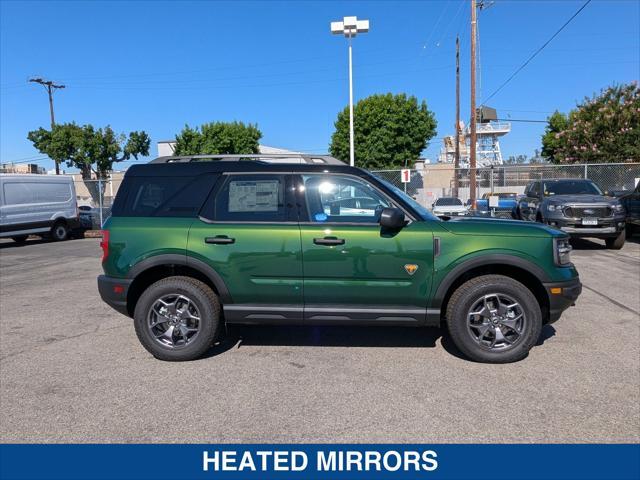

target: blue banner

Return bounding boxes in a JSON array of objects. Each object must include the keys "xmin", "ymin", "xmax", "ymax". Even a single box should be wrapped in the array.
[{"xmin": 1, "ymin": 444, "xmax": 638, "ymax": 480}]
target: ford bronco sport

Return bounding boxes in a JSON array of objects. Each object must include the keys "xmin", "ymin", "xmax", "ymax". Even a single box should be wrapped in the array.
[{"xmin": 98, "ymin": 154, "xmax": 581, "ymax": 363}]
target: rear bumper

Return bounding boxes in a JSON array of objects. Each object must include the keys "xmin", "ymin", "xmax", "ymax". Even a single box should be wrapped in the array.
[
  {"xmin": 543, "ymin": 277, "xmax": 582, "ymax": 324},
  {"xmin": 97, "ymin": 275, "xmax": 132, "ymax": 317}
]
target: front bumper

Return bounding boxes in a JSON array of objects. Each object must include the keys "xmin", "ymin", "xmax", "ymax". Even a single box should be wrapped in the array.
[
  {"xmin": 543, "ymin": 277, "xmax": 582, "ymax": 324},
  {"xmin": 97, "ymin": 275, "xmax": 132, "ymax": 317},
  {"xmin": 546, "ymin": 215, "xmax": 625, "ymax": 238}
]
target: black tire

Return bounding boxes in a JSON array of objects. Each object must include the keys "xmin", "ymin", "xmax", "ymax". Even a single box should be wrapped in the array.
[
  {"xmin": 134, "ymin": 276, "xmax": 221, "ymax": 361},
  {"xmin": 11, "ymin": 235, "xmax": 28, "ymax": 244},
  {"xmin": 625, "ymin": 225, "xmax": 634, "ymax": 239},
  {"xmin": 50, "ymin": 221, "xmax": 68, "ymax": 241},
  {"xmin": 445, "ymin": 274, "xmax": 542, "ymax": 363},
  {"xmin": 605, "ymin": 230, "xmax": 625, "ymax": 249}
]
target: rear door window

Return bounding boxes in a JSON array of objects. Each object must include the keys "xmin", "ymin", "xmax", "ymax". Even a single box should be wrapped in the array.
[{"xmin": 212, "ymin": 174, "xmax": 293, "ymax": 222}]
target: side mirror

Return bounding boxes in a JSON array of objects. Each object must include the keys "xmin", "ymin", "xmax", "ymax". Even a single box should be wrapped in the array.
[{"xmin": 379, "ymin": 207, "xmax": 405, "ymax": 229}]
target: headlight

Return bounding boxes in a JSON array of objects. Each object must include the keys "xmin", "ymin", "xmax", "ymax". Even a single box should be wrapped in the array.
[
  {"xmin": 612, "ymin": 203, "xmax": 624, "ymax": 212},
  {"xmin": 554, "ymin": 237, "xmax": 572, "ymax": 266},
  {"xmin": 547, "ymin": 204, "xmax": 560, "ymax": 212}
]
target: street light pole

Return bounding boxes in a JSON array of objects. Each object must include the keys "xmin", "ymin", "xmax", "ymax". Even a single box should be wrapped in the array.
[
  {"xmin": 331, "ymin": 16, "xmax": 369, "ymax": 167},
  {"xmin": 348, "ymin": 34, "xmax": 355, "ymax": 167},
  {"xmin": 29, "ymin": 77, "xmax": 65, "ymax": 175}
]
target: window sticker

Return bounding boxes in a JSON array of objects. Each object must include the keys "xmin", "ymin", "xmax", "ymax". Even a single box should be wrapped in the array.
[
  {"xmin": 228, "ymin": 180, "xmax": 279, "ymax": 212},
  {"xmin": 314, "ymin": 212, "xmax": 328, "ymax": 222}
]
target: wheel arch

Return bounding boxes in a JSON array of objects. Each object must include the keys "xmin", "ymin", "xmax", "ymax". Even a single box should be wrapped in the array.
[
  {"xmin": 432, "ymin": 255, "xmax": 551, "ymax": 325},
  {"xmin": 125, "ymin": 254, "xmax": 232, "ymax": 317}
]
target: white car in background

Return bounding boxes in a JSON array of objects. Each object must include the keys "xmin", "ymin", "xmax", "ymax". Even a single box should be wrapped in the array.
[{"xmin": 431, "ymin": 197, "xmax": 468, "ymax": 217}]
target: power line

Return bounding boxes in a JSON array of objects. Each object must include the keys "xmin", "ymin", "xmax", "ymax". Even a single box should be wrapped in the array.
[
  {"xmin": 482, "ymin": 0, "xmax": 592, "ymax": 105},
  {"xmin": 497, "ymin": 118, "xmax": 548, "ymax": 123},
  {"xmin": 2, "ymin": 156, "xmax": 49, "ymax": 164}
]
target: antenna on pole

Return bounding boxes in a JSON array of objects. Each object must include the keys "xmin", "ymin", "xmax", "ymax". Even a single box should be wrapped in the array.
[{"xmin": 29, "ymin": 77, "xmax": 65, "ymax": 175}]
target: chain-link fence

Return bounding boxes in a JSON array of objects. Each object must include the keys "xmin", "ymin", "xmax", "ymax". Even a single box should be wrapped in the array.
[
  {"xmin": 372, "ymin": 162, "xmax": 640, "ymax": 208},
  {"xmin": 10, "ymin": 163, "xmax": 635, "ymax": 230},
  {"xmin": 73, "ymin": 175, "xmax": 124, "ymax": 230}
]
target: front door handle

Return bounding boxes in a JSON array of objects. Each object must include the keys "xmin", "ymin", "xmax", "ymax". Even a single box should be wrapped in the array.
[
  {"xmin": 313, "ymin": 236, "xmax": 345, "ymax": 246},
  {"xmin": 205, "ymin": 235, "xmax": 235, "ymax": 245}
]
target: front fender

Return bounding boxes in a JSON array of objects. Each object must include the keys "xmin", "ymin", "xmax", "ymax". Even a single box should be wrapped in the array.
[{"xmin": 429, "ymin": 249, "xmax": 552, "ymax": 310}]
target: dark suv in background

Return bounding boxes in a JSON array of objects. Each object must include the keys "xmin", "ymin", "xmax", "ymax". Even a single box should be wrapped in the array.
[{"xmin": 517, "ymin": 179, "xmax": 626, "ymax": 249}]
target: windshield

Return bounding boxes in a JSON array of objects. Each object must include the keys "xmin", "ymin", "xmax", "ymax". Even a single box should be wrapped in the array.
[
  {"xmin": 435, "ymin": 198, "xmax": 462, "ymax": 206},
  {"xmin": 544, "ymin": 180, "xmax": 602, "ymax": 196},
  {"xmin": 376, "ymin": 178, "xmax": 439, "ymax": 221}
]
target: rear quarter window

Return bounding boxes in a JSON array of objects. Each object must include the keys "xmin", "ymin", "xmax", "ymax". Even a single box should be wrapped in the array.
[{"xmin": 111, "ymin": 174, "xmax": 216, "ymax": 217}]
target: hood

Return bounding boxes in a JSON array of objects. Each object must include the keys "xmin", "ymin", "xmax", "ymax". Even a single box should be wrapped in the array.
[
  {"xmin": 544, "ymin": 194, "xmax": 616, "ymax": 204},
  {"xmin": 440, "ymin": 216, "xmax": 562, "ymax": 238}
]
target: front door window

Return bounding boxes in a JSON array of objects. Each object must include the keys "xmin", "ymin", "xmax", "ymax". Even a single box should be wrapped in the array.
[{"xmin": 301, "ymin": 174, "xmax": 391, "ymax": 224}]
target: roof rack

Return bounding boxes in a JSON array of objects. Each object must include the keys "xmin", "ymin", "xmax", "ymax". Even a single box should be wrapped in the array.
[{"xmin": 150, "ymin": 154, "xmax": 345, "ymax": 165}]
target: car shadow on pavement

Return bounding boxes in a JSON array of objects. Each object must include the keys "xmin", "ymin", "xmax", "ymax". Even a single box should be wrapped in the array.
[
  {"xmin": 213, "ymin": 325, "xmax": 441, "ymax": 351},
  {"xmin": 202, "ymin": 323, "xmax": 557, "ymax": 360},
  {"xmin": 0, "ymin": 238, "xmax": 49, "ymax": 249},
  {"xmin": 569, "ymin": 238, "xmax": 608, "ymax": 250}
]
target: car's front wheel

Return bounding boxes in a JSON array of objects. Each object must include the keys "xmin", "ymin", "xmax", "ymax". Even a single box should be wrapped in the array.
[
  {"xmin": 445, "ymin": 275, "xmax": 542, "ymax": 363},
  {"xmin": 134, "ymin": 276, "xmax": 221, "ymax": 361},
  {"xmin": 605, "ymin": 230, "xmax": 625, "ymax": 250}
]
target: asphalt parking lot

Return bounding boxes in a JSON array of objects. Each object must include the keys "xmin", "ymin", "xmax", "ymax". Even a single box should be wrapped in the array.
[{"xmin": 0, "ymin": 236, "xmax": 638, "ymax": 443}]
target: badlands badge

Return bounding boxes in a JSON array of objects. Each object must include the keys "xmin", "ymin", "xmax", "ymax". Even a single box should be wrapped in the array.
[{"xmin": 404, "ymin": 264, "xmax": 418, "ymax": 275}]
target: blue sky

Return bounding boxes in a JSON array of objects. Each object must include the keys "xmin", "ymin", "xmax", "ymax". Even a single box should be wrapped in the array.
[{"xmin": 1, "ymin": 0, "xmax": 638, "ymax": 171}]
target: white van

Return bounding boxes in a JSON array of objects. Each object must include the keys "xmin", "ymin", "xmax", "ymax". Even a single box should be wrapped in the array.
[{"xmin": 0, "ymin": 174, "xmax": 80, "ymax": 243}]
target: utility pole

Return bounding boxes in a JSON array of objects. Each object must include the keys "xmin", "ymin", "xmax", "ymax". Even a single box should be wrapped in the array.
[
  {"xmin": 29, "ymin": 77, "xmax": 65, "ymax": 174},
  {"xmin": 469, "ymin": 0, "xmax": 478, "ymax": 209},
  {"xmin": 454, "ymin": 35, "xmax": 461, "ymax": 198}
]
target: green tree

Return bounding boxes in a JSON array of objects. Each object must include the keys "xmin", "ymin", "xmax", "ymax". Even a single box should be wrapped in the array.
[
  {"xmin": 329, "ymin": 93, "xmax": 437, "ymax": 169},
  {"xmin": 541, "ymin": 111, "xmax": 569, "ymax": 162},
  {"xmin": 28, "ymin": 123, "xmax": 150, "ymax": 202},
  {"xmin": 173, "ymin": 121, "xmax": 262, "ymax": 155},
  {"xmin": 541, "ymin": 83, "xmax": 640, "ymax": 163}
]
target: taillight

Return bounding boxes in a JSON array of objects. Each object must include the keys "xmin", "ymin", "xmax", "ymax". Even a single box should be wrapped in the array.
[{"xmin": 100, "ymin": 230, "xmax": 110, "ymax": 263}]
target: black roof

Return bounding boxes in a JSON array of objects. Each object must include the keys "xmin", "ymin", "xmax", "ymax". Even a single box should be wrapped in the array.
[{"xmin": 126, "ymin": 154, "xmax": 359, "ymax": 177}]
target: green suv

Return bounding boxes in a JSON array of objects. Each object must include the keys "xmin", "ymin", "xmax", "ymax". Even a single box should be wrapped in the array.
[{"xmin": 98, "ymin": 154, "xmax": 581, "ymax": 363}]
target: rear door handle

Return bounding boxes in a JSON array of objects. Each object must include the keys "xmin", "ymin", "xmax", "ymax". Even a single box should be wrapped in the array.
[
  {"xmin": 313, "ymin": 236, "xmax": 345, "ymax": 246},
  {"xmin": 205, "ymin": 236, "xmax": 235, "ymax": 245}
]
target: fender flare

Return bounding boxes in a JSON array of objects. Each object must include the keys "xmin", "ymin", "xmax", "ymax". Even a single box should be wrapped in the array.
[
  {"xmin": 127, "ymin": 254, "xmax": 232, "ymax": 303},
  {"xmin": 430, "ymin": 254, "xmax": 550, "ymax": 310}
]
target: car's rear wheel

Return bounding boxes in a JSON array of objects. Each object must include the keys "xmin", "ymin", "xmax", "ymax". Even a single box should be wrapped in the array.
[
  {"xmin": 446, "ymin": 275, "xmax": 542, "ymax": 363},
  {"xmin": 50, "ymin": 221, "xmax": 68, "ymax": 241},
  {"xmin": 134, "ymin": 276, "xmax": 221, "ymax": 361},
  {"xmin": 11, "ymin": 235, "xmax": 28, "ymax": 244},
  {"xmin": 605, "ymin": 230, "xmax": 625, "ymax": 250}
]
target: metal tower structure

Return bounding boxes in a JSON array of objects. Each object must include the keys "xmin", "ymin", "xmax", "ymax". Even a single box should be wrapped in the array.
[{"xmin": 439, "ymin": 107, "xmax": 510, "ymax": 167}]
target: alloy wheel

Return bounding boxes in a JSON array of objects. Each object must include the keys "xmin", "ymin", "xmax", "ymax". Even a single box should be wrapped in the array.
[
  {"xmin": 467, "ymin": 293, "xmax": 526, "ymax": 351},
  {"xmin": 147, "ymin": 294, "xmax": 201, "ymax": 349}
]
